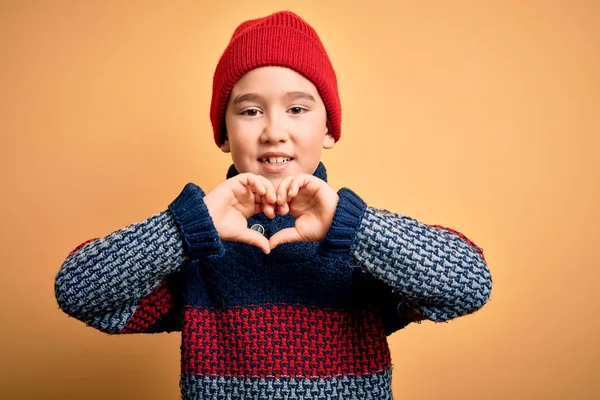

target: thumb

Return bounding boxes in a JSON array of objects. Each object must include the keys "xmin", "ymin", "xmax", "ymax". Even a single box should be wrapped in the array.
[
  {"xmin": 269, "ymin": 228, "xmax": 302, "ymax": 250},
  {"xmin": 235, "ymin": 229, "xmax": 271, "ymax": 254}
]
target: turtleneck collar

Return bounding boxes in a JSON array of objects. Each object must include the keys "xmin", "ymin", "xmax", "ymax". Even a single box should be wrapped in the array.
[{"xmin": 225, "ymin": 162, "xmax": 328, "ymax": 182}]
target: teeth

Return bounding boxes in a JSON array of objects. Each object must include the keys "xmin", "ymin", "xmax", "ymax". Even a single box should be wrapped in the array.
[{"xmin": 263, "ymin": 157, "xmax": 291, "ymax": 164}]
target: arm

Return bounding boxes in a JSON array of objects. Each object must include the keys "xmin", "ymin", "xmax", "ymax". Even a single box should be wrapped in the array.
[
  {"xmin": 320, "ymin": 188, "xmax": 492, "ymax": 323},
  {"xmin": 54, "ymin": 183, "xmax": 224, "ymax": 334}
]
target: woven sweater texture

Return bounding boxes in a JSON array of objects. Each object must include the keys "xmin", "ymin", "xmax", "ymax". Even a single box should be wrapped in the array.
[{"xmin": 55, "ymin": 163, "xmax": 492, "ymax": 400}]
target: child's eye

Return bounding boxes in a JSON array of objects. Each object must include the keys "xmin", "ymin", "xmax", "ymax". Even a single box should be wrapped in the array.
[
  {"xmin": 240, "ymin": 108, "xmax": 261, "ymax": 117},
  {"xmin": 288, "ymin": 106, "xmax": 308, "ymax": 115}
]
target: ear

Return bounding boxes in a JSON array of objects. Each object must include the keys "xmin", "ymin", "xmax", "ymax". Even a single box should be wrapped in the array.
[
  {"xmin": 220, "ymin": 139, "xmax": 231, "ymax": 153},
  {"xmin": 322, "ymin": 121, "xmax": 335, "ymax": 149}
]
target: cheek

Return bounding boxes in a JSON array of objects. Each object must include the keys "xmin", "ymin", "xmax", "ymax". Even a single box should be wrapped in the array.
[
  {"xmin": 299, "ymin": 121, "xmax": 328, "ymax": 147},
  {"xmin": 230, "ymin": 138, "xmax": 251, "ymax": 157},
  {"xmin": 305, "ymin": 112, "xmax": 328, "ymax": 138},
  {"xmin": 229, "ymin": 118, "xmax": 263, "ymax": 138}
]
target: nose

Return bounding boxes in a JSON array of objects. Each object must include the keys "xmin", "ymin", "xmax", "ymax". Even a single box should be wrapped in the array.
[{"xmin": 260, "ymin": 116, "xmax": 288, "ymax": 144}]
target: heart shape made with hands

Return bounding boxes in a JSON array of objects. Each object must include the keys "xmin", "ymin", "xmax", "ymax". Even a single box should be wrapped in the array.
[
  {"xmin": 252, "ymin": 173, "xmax": 341, "ymax": 253},
  {"xmin": 203, "ymin": 173, "xmax": 339, "ymax": 254}
]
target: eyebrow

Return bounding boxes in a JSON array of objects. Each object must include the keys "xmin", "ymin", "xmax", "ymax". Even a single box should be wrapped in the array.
[
  {"xmin": 285, "ymin": 91, "xmax": 316, "ymax": 102},
  {"xmin": 232, "ymin": 91, "xmax": 316, "ymax": 105}
]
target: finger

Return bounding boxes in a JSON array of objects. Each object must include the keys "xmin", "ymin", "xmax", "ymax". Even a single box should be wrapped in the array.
[
  {"xmin": 255, "ymin": 194, "xmax": 264, "ymax": 215},
  {"xmin": 235, "ymin": 229, "xmax": 271, "ymax": 254},
  {"xmin": 276, "ymin": 175, "xmax": 295, "ymax": 205},
  {"xmin": 275, "ymin": 202, "xmax": 289, "ymax": 216},
  {"xmin": 270, "ymin": 228, "xmax": 303, "ymax": 250},
  {"xmin": 263, "ymin": 202, "xmax": 276, "ymax": 219},
  {"xmin": 240, "ymin": 173, "xmax": 266, "ymax": 195},
  {"xmin": 259, "ymin": 176, "xmax": 277, "ymax": 205},
  {"xmin": 290, "ymin": 174, "xmax": 315, "ymax": 199},
  {"xmin": 251, "ymin": 175, "xmax": 268, "ymax": 196},
  {"xmin": 254, "ymin": 194, "xmax": 275, "ymax": 219},
  {"xmin": 252, "ymin": 176, "xmax": 276, "ymax": 218},
  {"xmin": 254, "ymin": 192, "xmax": 268, "ymax": 215}
]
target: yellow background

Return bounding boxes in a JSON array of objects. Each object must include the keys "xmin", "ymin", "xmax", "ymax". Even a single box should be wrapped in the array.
[{"xmin": 1, "ymin": 1, "xmax": 598, "ymax": 399}]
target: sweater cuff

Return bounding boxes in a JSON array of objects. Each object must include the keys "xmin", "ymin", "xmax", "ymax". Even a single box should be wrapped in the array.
[
  {"xmin": 319, "ymin": 188, "xmax": 367, "ymax": 257},
  {"xmin": 168, "ymin": 183, "xmax": 223, "ymax": 258}
]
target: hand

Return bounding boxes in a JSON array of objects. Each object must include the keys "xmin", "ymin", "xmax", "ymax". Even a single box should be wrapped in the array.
[
  {"xmin": 203, "ymin": 173, "xmax": 277, "ymax": 254},
  {"xmin": 269, "ymin": 174, "xmax": 339, "ymax": 250}
]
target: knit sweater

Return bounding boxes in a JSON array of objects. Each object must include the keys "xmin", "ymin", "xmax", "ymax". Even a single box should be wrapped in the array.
[{"xmin": 55, "ymin": 163, "xmax": 492, "ymax": 400}]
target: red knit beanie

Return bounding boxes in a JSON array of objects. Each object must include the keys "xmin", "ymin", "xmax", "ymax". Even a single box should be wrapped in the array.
[{"xmin": 210, "ymin": 11, "xmax": 341, "ymax": 147}]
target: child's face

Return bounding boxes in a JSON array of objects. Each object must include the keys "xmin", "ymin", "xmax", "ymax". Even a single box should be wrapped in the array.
[{"xmin": 222, "ymin": 66, "xmax": 334, "ymax": 187}]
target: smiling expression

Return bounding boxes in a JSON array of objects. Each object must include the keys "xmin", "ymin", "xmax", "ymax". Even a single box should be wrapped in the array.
[{"xmin": 222, "ymin": 66, "xmax": 335, "ymax": 187}]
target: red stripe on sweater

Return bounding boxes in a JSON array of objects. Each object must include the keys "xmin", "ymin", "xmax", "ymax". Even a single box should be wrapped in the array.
[
  {"xmin": 120, "ymin": 280, "xmax": 173, "ymax": 333},
  {"xmin": 181, "ymin": 304, "xmax": 391, "ymax": 378}
]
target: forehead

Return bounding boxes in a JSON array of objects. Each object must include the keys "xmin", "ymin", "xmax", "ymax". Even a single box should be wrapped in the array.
[{"xmin": 231, "ymin": 66, "xmax": 319, "ymax": 95}]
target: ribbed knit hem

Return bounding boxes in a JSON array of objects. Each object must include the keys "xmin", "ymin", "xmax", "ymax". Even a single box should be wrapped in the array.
[
  {"xmin": 319, "ymin": 188, "xmax": 367, "ymax": 257},
  {"xmin": 168, "ymin": 183, "xmax": 224, "ymax": 258}
]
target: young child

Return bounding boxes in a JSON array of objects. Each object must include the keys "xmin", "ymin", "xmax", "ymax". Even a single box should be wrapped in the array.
[{"xmin": 55, "ymin": 10, "xmax": 492, "ymax": 400}]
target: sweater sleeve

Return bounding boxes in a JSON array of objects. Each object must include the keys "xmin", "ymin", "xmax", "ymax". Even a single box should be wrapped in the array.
[
  {"xmin": 54, "ymin": 183, "xmax": 223, "ymax": 334},
  {"xmin": 320, "ymin": 188, "xmax": 492, "ymax": 323}
]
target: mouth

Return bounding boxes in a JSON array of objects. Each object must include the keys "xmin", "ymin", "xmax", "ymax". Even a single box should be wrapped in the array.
[
  {"xmin": 258, "ymin": 156, "xmax": 293, "ymax": 165},
  {"xmin": 258, "ymin": 153, "xmax": 294, "ymax": 165}
]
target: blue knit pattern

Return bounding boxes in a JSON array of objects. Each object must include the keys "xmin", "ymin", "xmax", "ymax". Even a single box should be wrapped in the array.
[
  {"xmin": 54, "ymin": 211, "xmax": 185, "ymax": 332},
  {"xmin": 354, "ymin": 207, "xmax": 492, "ymax": 322},
  {"xmin": 168, "ymin": 182, "xmax": 224, "ymax": 259},
  {"xmin": 181, "ymin": 370, "xmax": 393, "ymax": 400}
]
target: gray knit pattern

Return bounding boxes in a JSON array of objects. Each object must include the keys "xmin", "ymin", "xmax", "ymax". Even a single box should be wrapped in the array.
[
  {"xmin": 181, "ymin": 370, "xmax": 393, "ymax": 400},
  {"xmin": 354, "ymin": 208, "xmax": 492, "ymax": 322},
  {"xmin": 54, "ymin": 211, "xmax": 185, "ymax": 333}
]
